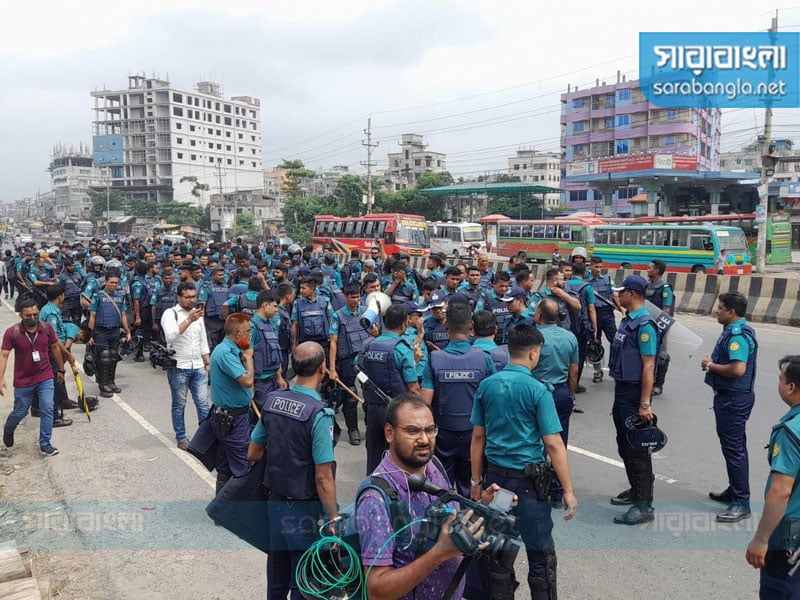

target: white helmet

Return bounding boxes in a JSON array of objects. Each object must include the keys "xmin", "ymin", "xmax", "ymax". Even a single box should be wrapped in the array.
[{"xmin": 570, "ymin": 246, "xmax": 588, "ymax": 262}]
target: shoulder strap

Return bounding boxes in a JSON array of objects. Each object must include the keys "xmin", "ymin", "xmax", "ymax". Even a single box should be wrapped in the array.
[
  {"xmin": 101, "ymin": 290, "xmax": 123, "ymax": 319},
  {"xmin": 11, "ymin": 324, "xmax": 19, "ymax": 344}
]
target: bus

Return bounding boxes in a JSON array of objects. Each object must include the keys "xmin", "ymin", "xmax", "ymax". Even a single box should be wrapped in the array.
[
  {"xmin": 313, "ymin": 213, "xmax": 429, "ymax": 257},
  {"xmin": 75, "ymin": 220, "xmax": 95, "ymax": 239},
  {"xmin": 588, "ymin": 224, "xmax": 752, "ymax": 274},
  {"xmin": 628, "ymin": 213, "xmax": 791, "ymax": 265},
  {"xmin": 427, "ymin": 222, "xmax": 486, "ymax": 258},
  {"xmin": 496, "ymin": 217, "xmax": 751, "ymax": 273},
  {"xmin": 496, "ymin": 216, "xmax": 606, "ymax": 262}
]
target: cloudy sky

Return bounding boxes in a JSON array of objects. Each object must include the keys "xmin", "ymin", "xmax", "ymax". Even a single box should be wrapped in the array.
[{"xmin": 1, "ymin": 0, "xmax": 799, "ymax": 202}]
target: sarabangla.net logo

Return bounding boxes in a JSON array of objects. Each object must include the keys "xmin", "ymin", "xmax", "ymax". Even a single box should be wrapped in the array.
[{"xmin": 639, "ymin": 32, "xmax": 800, "ymax": 108}]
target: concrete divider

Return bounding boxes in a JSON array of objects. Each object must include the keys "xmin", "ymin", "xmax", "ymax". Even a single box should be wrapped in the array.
[
  {"xmin": 667, "ymin": 272, "xmax": 720, "ymax": 315},
  {"xmin": 718, "ymin": 275, "xmax": 800, "ymax": 326}
]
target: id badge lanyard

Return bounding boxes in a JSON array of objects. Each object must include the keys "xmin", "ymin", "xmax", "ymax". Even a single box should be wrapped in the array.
[{"xmin": 25, "ymin": 328, "xmax": 41, "ymax": 362}]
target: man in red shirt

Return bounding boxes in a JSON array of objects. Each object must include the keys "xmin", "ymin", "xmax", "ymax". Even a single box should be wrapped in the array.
[{"xmin": 1, "ymin": 298, "xmax": 66, "ymax": 456}]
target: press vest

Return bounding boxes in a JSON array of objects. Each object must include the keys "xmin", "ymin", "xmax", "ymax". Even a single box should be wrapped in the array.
[
  {"xmin": 262, "ymin": 389, "xmax": 326, "ymax": 499},
  {"xmin": 360, "ymin": 337, "xmax": 411, "ymax": 405},
  {"xmin": 95, "ymin": 290, "xmax": 125, "ymax": 328},
  {"xmin": 252, "ymin": 318, "xmax": 283, "ymax": 374},
  {"xmin": 609, "ymin": 312, "xmax": 658, "ymax": 383},
  {"xmin": 704, "ymin": 322, "xmax": 758, "ymax": 393},
  {"xmin": 430, "ymin": 348, "xmax": 489, "ymax": 431},
  {"xmin": 296, "ymin": 296, "xmax": 330, "ymax": 342},
  {"xmin": 204, "ymin": 284, "xmax": 229, "ymax": 319},
  {"xmin": 424, "ymin": 319, "xmax": 450, "ymax": 351}
]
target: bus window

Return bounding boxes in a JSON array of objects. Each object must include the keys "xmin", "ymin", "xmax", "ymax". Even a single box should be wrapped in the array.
[
  {"xmin": 622, "ymin": 230, "xmax": 639, "ymax": 245},
  {"xmin": 560, "ymin": 226, "xmax": 571, "ymax": 240},
  {"xmin": 510, "ymin": 225, "xmax": 521, "ymax": 238},
  {"xmin": 335, "ymin": 221, "xmax": 344, "ymax": 235},
  {"xmin": 689, "ymin": 234, "xmax": 713, "ymax": 251},
  {"xmin": 639, "ymin": 229, "xmax": 653, "ymax": 245},
  {"xmin": 344, "ymin": 221, "xmax": 355, "ymax": 235},
  {"xmin": 672, "ymin": 230, "xmax": 689, "ymax": 247},
  {"xmin": 613, "ymin": 230, "xmax": 624, "ymax": 245},
  {"xmin": 533, "ymin": 225, "xmax": 545, "ymax": 239},
  {"xmin": 384, "ymin": 232, "xmax": 396, "ymax": 245},
  {"xmin": 653, "ymin": 229, "xmax": 669, "ymax": 246},
  {"xmin": 364, "ymin": 221, "xmax": 375, "ymax": 237},
  {"xmin": 375, "ymin": 220, "xmax": 385, "ymax": 237},
  {"xmin": 355, "ymin": 221, "xmax": 364, "ymax": 237},
  {"xmin": 450, "ymin": 228, "xmax": 461, "ymax": 242},
  {"xmin": 545, "ymin": 225, "xmax": 556, "ymax": 238},
  {"xmin": 571, "ymin": 228, "xmax": 584, "ymax": 243},
  {"xmin": 521, "ymin": 225, "xmax": 532, "ymax": 238},
  {"xmin": 499, "ymin": 224, "xmax": 510, "ymax": 237}
]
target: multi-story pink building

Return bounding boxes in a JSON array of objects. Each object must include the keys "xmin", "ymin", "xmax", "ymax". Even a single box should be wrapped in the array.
[{"xmin": 560, "ymin": 75, "xmax": 721, "ymax": 213}]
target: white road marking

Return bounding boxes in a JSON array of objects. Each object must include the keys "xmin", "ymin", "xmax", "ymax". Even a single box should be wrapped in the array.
[
  {"xmin": 568, "ymin": 444, "xmax": 678, "ymax": 484},
  {"xmin": 2, "ymin": 297, "xmax": 216, "ymax": 490}
]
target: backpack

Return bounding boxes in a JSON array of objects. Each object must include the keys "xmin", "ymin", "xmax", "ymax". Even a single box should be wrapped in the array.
[
  {"xmin": 342, "ymin": 455, "xmax": 448, "ymax": 552},
  {"xmin": 567, "ymin": 282, "xmax": 593, "ymax": 339}
]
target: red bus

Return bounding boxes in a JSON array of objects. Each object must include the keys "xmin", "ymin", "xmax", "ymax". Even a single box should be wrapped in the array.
[{"xmin": 312, "ymin": 213, "xmax": 429, "ymax": 257}]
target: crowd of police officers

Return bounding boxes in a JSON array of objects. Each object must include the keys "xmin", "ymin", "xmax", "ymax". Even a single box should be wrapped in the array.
[{"xmin": 5, "ymin": 234, "xmax": 796, "ymax": 600}]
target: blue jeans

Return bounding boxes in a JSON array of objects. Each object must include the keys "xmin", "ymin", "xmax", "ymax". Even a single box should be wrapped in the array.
[
  {"xmin": 4, "ymin": 379, "xmax": 54, "ymax": 447},
  {"xmin": 167, "ymin": 368, "xmax": 210, "ymax": 442}
]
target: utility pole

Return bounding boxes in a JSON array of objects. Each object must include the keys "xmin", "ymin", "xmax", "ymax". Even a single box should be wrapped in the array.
[
  {"xmin": 215, "ymin": 162, "xmax": 227, "ymax": 242},
  {"xmin": 362, "ymin": 117, "xmax": 378, "ymax": 214},
  {"xmin": 757, "ymin": 12, "xmax": 778, "ymax": 273}
]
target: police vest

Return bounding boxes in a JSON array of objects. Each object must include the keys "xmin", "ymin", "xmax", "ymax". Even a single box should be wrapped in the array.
[
  {"xmin": 227, "ymin": 282, "xmax": 247, "ymax": 299},
  {"xmin": 154, "ymin": 285, "xmax": 178, "ymax": 321},
  {"xmin": 237, "ymin": 292, "xmax": 259, "ymax": 316},
  {"xmin": 459, "ymin": 287, "xmax": 481, "ymax": 310},
  {"xmin": 82, "ymin": 273, "xmax": 105, "ymax": 295},
  {"xmin": 360, "ymin": 337, "xmax": 411, "ymax": 405},
  {"xmin": 430, "ymin": 349, "xmax": 489, "ymax": 431},
  {"xmin": 277, "ymin": 306, "xmax": 293, "ymax": 353},
  {"xmin": 390, "ymin": 283, "xmax": 414, "ymax": 305},
  {"xmin": 590, "ymin": 275, "xmax": 614, "ymax": 310},
  {"xmin": 261, "ymin": 389, "xmax": 327, "ymax": 499},
  {"xmin": 479, "ymin": 270, "xmax": 494, "ymax": 290},
  {"xmin": 31, "ymin": 267, "xmax": 53, "ymax": 282},
  {"xmin": 484, "ymin": 294, "xmax": 509, "ymax": 340},
  {"xmin": 296, "ymin": 296, "xmax": 330, "ymax": 342},
  {"xmin": 609, "ymin": 312, "xmax": 658, "ymax": 383},
  {"xmin": 490, "ymin": 345, "xmax": 509, "ymax": 371},
  {"xmin": 425, "ymin": 319, "xmax": 450, "ymax": 351},
  {"xmin": 704, "ymin": 323, "xmax": 758, "ymax": 393},
  {"xmin": 336, "ymin": 308, "xmax": 371, "ymax": 360},
  {"xmin": 60, "ymin": 272, "xmax": 83, "ymax": 301},
  {"xmin": 204, "ymin": 284, "xmax": 229, "ymax": 319},
  {"xmin": 321, "ymin": 266, "xmax": 337, "ymax": 285},
  {"xmin": 95, "ymin": 290, "xmax": 124, "ymax": 328},
  {"xmin": 645, "ymin": 281, "xmax": 671, "ymax": 311},
  {"xmin": 252, "ymin": 318, "xmax": 283, "ymax": 374}
]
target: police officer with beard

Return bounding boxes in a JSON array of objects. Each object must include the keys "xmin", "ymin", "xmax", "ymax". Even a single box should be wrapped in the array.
[
  {"xmin": 248, "ymin": 342, "xmax": 338, "ymax": 600},
  {"xmin": 608, "ymin": 275, "xmax": 659, "ymax": 525},
  {"xmin": 199, "ymin": 266, "xmax": 229, "ymax": 351}
]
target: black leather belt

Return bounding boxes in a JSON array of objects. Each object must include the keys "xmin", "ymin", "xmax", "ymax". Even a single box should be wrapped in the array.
[{"xmin": 486, "ymin": 461, "xmax": 528, "ymax": 479}]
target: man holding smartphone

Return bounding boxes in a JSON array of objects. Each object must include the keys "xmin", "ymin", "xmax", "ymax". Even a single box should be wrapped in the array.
[{"xmin": 161, "ymin": 281, "xmax": 211, "ymax": 450}]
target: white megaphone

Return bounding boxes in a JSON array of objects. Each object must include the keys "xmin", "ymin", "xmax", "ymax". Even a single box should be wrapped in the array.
[{"xmin": 360, "ymin": 291, "xmax": 392, "ymax": 329}]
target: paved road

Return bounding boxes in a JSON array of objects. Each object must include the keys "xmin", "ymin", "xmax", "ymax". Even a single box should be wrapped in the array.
[{"xmin": 0, "ymin": 299, "xmax": 795, "ymax": 599}]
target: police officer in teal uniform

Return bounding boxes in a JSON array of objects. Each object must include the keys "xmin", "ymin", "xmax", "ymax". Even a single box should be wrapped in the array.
[
  {"xmin": 646, "ymin": 259, "xmax": 674, "ymax": 396},
  {"xmin": 199, "ymin": 266, "xmax": 229, "ymax": 351},
  {"xmin": 403, "ymin": 300, "xmax": 429, "ymax": 382},
  {"xmin": 477, "ymin": 271, "xmax": 511, "ymax": 344},
  {"xmin": 471, "ymin": 310, "xmax": 508, "ymax": 371},
  {"xmin": 424, "ymin": 291, "xmax": 450, "ymax": 351},
  {"xmin": 249, "ymin": 290, "xmax": 288, "ymax": 412},
  {"xmin": 87, "ymin": 271, "xmax": 132, "ymax": 398},
  {"xmin": 702, "ymin": 291, "xmax": 758, "ymax": 523},
  {"xmin": 329, "ymin": 283, "xmax": 377, "ymax": 446},
  {"xmin": 747, "ymin": 355, "xmax": 800, "ymax": 598},
  {"xmin": 533, "ymin": 298, "xmax": 579, "ymax": 454},
  {"xmin": 223, "ymin": 277, "xmax": 263, "ymax": 318},
  {"xmin": 587, "ymin": 255, "xmax": 619, "ymax": 383},
  {"xmin": 292, "ymin": 276, "xmax": 334, "ymax": 356},
  {"xmin": 421, "ymin": 302, "xmax": 495, "ymax": 496},
  {"xmin": 358, "ymin": 303, "xmax": 421, "ymax": 474},
  {"xmin": 608, "ymin": 275, "xmax": 659, "ymax": 525},
  {"xmin": 471, "ymin": 324, "xmax": 578, "ymax": 600},
  {"xmin": 499, "ymin": 287, "xmax": 533, "ymax": 344}
]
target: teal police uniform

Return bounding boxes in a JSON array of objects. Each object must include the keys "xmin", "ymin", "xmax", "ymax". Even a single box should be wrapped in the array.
[
  {"xmin": 472, "ymin": 337, "xmax": 508, "ymax": 371},
  {"xmin": 533, "ymin": 322, "xmax": 579, "ymax": 444},
  {"xmin": 760, "ymin": 404, "xmax": 800, "ymax": 596},
  {"xmin": 471, "ymin": 364, "xmax": 562, "ymax": 597},
  {"xmin": 403, "ymin": 324, "xmax": 428, "ymax": 382}
]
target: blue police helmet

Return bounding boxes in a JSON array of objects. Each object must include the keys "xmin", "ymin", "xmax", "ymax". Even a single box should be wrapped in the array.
[
  {"xmin": 625, "ymin": 414, "xmax": 667, "ymax": 453},
  {"xmin": 586, "ymin": 339, "xmax": 604, "ymax": 363}
]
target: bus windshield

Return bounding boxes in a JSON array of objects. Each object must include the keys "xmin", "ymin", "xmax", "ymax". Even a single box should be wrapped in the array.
[
  {"xmin": 715, "ymin": 229, "xmax": 748, "ymax": 252},
  {"xmin": 462, "ymin": 226, "xmax": 484, "ymax": 242},
  {"xmin": 398, "ymin": 221, "xmax": 428, "ymax": 247}
]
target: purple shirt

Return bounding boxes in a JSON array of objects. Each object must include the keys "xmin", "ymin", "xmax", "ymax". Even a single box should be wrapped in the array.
[
  {"xmin": 2, "ymin": 322, "xmax": 57, "ymax": 388},
  {"xmin": 356, "ymin": 455, "xmax": 464, "ymax": 600}
]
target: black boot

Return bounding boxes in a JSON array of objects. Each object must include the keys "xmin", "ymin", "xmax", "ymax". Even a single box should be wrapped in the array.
[
  {"xmin": 97, "ymin": 360, "xmax": 113, "ymax": 398},
  {"xmin": 108, "ymin": 357, "xmax": 122, "ymax": 394},
  {"xmin": 343, "ymin": 398, "xmax": 360, "ymax": 446},
  {"xmin": 215, "ymin": 473, "xmax": 231, "ymax": 495}
]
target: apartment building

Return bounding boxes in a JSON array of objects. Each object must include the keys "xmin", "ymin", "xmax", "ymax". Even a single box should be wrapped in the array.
[
  {"xmin": 49, "ymin": 143, "xmax": 104, "ymax": 220},
  {"xmin": 387, "ymin": 134, "xmax": 447, "ymax": 190}
]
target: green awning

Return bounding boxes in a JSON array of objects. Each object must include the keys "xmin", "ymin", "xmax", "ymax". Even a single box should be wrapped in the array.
[{"xmin": 418, "ymin": 182, "xmax": 562, "ymax": 195}]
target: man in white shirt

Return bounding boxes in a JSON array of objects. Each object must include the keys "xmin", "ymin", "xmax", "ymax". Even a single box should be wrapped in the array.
[{"xmin": 161, "ymin": 281, "xmax": 211, "ymax": 450}]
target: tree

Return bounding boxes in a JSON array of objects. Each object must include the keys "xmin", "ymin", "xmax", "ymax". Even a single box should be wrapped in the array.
[
  {"xmin": 179, "ymin": 176, "xmax": 210, "ymax": 199},
  {"xmin": 375, "ymin": 188, "xmax": 447, "ymax": 222},
  {"xmin": 279, "ymin": 159, "xmax": 316, "ymax": 200},
  {"xmin": 416, "ymin": 171, "xmax": 454, "ymax": 190},
  {"xmin": 87, "ymin": 187, "xmax": 129, "ymax": 220},
  {"xmin": 156, "ymin": 202, "xmax": 206, "ymax": 226},
  {"xmin": 486, "ymin": 194, "xmax": 545, "ymax": 220},
  {"xmin": 234, "ymin": 213, "xmax": 255, "ymax": 235},
  {"xmin": 328, "ymin": 174, "xmax": 365, "ymax": 216},
  {"xmin": 281, "ymin": 195, "xmax": 324, "ymax": 245}
]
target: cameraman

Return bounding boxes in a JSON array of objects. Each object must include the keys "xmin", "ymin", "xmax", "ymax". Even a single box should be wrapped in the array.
[
  {"xmin": 357, "ymin": 394, "xmax": 499, "ymax": 600},
  {"xmin": 160, "ymin": 281, "xmax": 210, "ymax": 450}
]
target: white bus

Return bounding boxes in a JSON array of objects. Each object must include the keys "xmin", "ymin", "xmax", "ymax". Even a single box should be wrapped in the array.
[{"xmin": 427, "ymin": 222, "xmax": 487, "ymax": 258}]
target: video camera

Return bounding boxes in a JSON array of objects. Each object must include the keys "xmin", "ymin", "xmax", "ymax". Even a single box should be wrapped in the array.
[
  {"xmin": 408, "ymin": 473, "xmax": 523, "ymax": 565},
  {"xmin": 149, "ymin": 340, "xmax": 177, "ymax": 370}
]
